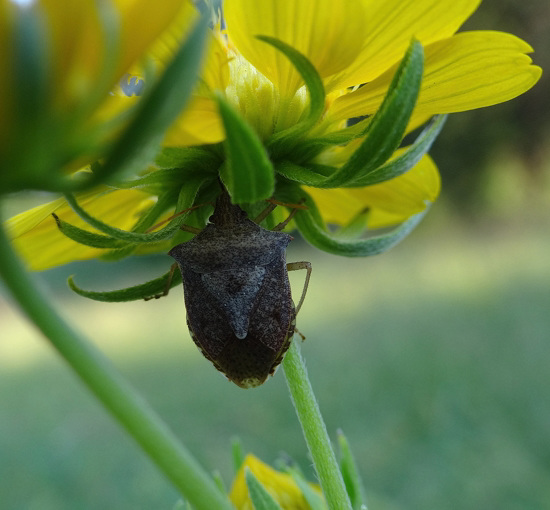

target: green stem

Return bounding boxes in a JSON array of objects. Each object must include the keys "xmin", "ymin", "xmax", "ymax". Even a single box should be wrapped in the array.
[
  {"xmin": 0, "ymin": 214, "xmax": 233, "ymax": 510},
  {"xmin": 283, "ymin": 341, "xmax": 352, "ymax": 510}
]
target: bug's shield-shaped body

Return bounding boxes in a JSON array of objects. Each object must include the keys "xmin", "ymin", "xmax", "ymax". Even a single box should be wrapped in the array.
[{"xmin": 169, "ymin": 196, "xmax": 295, "ymax": 388}]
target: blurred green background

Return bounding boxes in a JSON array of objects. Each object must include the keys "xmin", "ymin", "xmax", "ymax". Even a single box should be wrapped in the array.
[{"xmin": 1, "ymin": 1, "xmax": 549, "ymax": 509}]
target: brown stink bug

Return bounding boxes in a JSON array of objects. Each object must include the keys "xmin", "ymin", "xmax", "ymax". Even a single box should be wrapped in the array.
[{"xmin": 168, "ymin": 190, "xmax": 311, "ymax": 388}]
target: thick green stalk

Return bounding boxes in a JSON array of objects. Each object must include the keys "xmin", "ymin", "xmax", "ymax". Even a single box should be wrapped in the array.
[
  {"xmin": 0, "ymin": 214, "xmax": 233, "ymax": 510},
  {"xmin": 283, "ymin": 341, "xmax": 352, "ymax": 510}
]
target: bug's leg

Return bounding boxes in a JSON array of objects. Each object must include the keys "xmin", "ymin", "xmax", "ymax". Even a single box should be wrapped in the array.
[
  {"xmin": 253, "ymin": 199, "xmax": 307, "ymax": 228},
  {"xmin": 145, "ymin": 202, "xmax": 211, "ymax": 233},
  {"xmin": 293, "ymin": 326, "xmax": 306, "ymax": 341},
  {"xmin": 253, "ymin": 203, "xmax": 278, "ymax": 224},
  {"xmin": 144, "ymin": 263, "xmax": 178, "ymax": 300},
  {"xmin": 286, "ymin": 261, "xmax": 312, "ymax": 315},
  {"xmin": 178, "ymin": 224, "xmax": 202, "ymax": 234},
  {"xmin": 272, "ymin": 199, "xmax": 307, "ymax": 231}
]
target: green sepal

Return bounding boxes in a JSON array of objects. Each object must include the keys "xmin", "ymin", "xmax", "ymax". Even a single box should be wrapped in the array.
[
  {"xmin": 290, "ymin": 118, "xmax": 372, "ymax": 164},
  {"xmin": 212, "ymin": 470, "xmax": 227, "ymax": 494},
  {"xmin": 275, "ymin": 160, "xmax": 336, "ymax": 187},
  {"xmin": 331, "ymin": 209, "xmax": 370, "ymax": 241},
  {"xmin": 287, "ymin": 468, "xmax": 328, "ymax": 510},
  {"xmin": 277, "ymin": 185, "xmax": 429, "ymax": 257},
  {"xmin": 216, "ymin": 94, "xmax": 275, "ymax": 203},
  {"xmin": 231, "ymin": 437, "xmax": 245, "ymax": 474},
  {"xmin": 337, "ymin": 431, "xmax": 367, "ymax": 510},
  {"xmin": 60, "ymin": 15, "xmax": 210, "ymax": 191},
  {"xmin": 98, "ymin": 191, "xmax": 179, "ymax": 261},
  {"xmin": 155, "ymin": 147, "xmax": 221, "ymax": 172},
  {"xmin": 244, "ymin": 468, "xmax": 283, "ymax": 510},
  {"xmin": 111, "ymin": 169, "xmax": 189, "ymax": 194},
  {"xmin": 319, "ymin": 39, "xmax": 424, "ymax": 188},
  {"xmin": 52, "ymin": 213, "xmax": 130, "ymax": 249},
  {"xmin": 68, "ymin": 267, "xmax": 182, "ymax": 302},
  {"xmin": 64, "ymin": 174, "xmax": 206, "ymax": 243},
  {"xmin": 257, "ymin": 36, "xmax": 325, "ymax": 157},
  {"xmin": 347, "ymin": 114, "xmax": 447, "ymax": 187}
]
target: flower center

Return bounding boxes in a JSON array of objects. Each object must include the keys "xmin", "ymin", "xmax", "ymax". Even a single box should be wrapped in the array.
[{"xmin": 224, "ymin": 52, "xmax": 308, "ymax": 141}]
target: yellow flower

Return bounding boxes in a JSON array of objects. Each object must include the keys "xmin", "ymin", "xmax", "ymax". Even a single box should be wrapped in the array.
[
  {"xmin": 230, "ymin": 454, "xmax": 325, "ymax": 510},
  {"xmin": 6, "ymin": 0, "xmax": 541, "ymax": 270},
  {"xmin": 0, "ymin": 0, "xmax": 197, "ymax": 191}
]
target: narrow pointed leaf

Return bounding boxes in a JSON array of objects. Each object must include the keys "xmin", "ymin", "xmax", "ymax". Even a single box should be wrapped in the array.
[
  {"xmin": 62, "ymin": 15, "xmax": 210, "ymax": 191},
  {"xmin": 64, "ymin": 175, "xmax": 206, "ymax": 243},
  {"xmin": 347, "ymin": 114, "xmax": 446, "ymax": 187},
  {"xmin": 277, "ymin": 186, "xmax": 429, "ymax": 257},
  {"xmin": 155, "ymin": 147, "xmax": 221, "ymax": 171},
  {"xmin": 216, "ymin": 94, "xmax": 274, "ymax": 203},
  {"xmin": 258, "ymin": 36, "xmax": 325, "ymax": 157},
  {"xmin": 332, "ymin": 209, "xmax": 370, "ymax": 241},
  {"xmin": 338, "ymin": 431, "xmax": 367, "ymax": 510},
  {"xmin": 212, "ymin": 470, "xmax": 227, "ymax": 494},
  {"xmin": 290, "ymin": 117, "xmax": 372, "ymax": 164},
  {"xmin": 232, "ymin": 437, "xmax": 245, "ymax": 474},
  {"xmin": 320, "ymin": 39, "xmax": 424, "ymax": 188},
  {"xmin": 275, "ymin": 160, "xmax": 335, "ymax": 186},
  {"xmin": 68, "ymin": 268, "xmax": 182, "ymax": 302},
  {"xmin": 52, "ymin": 213, "xmax": 130, "ymax": 249},
  {"xmin": 245, "ymin": 468, "xmax": 283, "ymax": 510},
  {"xmin": 288, "ymin": 469, "xmax": 327, "ymax": 510}
]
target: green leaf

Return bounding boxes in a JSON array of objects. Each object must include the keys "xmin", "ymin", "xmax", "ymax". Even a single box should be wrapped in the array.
[
  {"xmin": 257, "ymin": 36, "xmax": 325, "ymax": 157},
  {"xmin": 216, "ymin": 94, "xmax": 275, "ymax": 203},
  {"xmin": 288, "ymin": 468, "xmax": 328, "ymax": 510},
  {"xmin": 245, "ymin": 468, "xmax": 283, "ymax": 510},
  {"xmin": 347, "ymin": 114, "xmax": 447, "ymax": 187},
  {"xmin": 319, "ymin": 39, "xmax": 424, "ymax": 188},
  {"xmin": 68, "ymin": 267, "xmax": 182, "ymax": 302},
  {"xmin": 338, "ymin": 431, "xmax": 367, "ymax": 510},
  {"xmin": 277, "ymin": 185, "xmax": 430, "ymax": 257},
  {"xmin": 52, "ymin": 213, "xmax": 129, "ymax": 249},
  {"xmin": 63, "ymin": 15, "xmax": 210, "ymax": 191}
]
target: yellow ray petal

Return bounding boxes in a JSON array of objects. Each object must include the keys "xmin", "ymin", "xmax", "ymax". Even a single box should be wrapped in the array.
[
  {"xmin": 147, "ymin": 6, "xmax": 229, "ymax": 93},
  {"xmin": 230, "ymin": 454, "xmax": 321, "ymax": 509},
  {"xmin": 330, "ymin": 31, "xmax": 541, "ymax": 123},
  {"xmin": 306, "ymin": 153, "xmax": 440, "ymax": 228},
  {"xmin": 38, "ymin": 0, "xmax": 191, "ymax": 108},
  {"xmin": 224, "ymin": 0, "xmax": 368, "ymax": 97},
  {"xmin": 6, "ymin": 188, "xmax": 155, "ymax": 270},
  {"xmin": 329, "ymin": 0, "xmax": 481, "ymax": 90},
  {"xmin": 163, "ymin": 96, "xmax": 225, "ymax": 146}
]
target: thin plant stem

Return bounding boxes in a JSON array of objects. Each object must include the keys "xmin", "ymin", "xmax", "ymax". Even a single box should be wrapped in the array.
[
  {"xmin": 0, "ymin": 214, "xmax": 233, "ymax": 510},
  {"xmin": 283, "ymin": 340, "xmax": 352, "ymax": 510}
]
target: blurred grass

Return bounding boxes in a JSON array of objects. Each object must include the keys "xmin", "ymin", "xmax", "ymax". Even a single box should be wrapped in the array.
[{"xmin": 1, "ymin": 206, "xmax": 549, "ymax": 510}]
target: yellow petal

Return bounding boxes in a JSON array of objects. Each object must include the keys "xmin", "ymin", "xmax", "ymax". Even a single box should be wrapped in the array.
[
  {"xmin": 330, "ymin": 31, "xmax": 541, "ymax": 123},
  {"xmin": 38, "ymin": 0, "xmax": 191, "ymax": 108},
  {"xmin": 224, "ymin": 0, "xmax": 368, "ymax": 97},
  {"xmin": 330, "ymin": 0, "xmax": 481, "ymax": 90},
  {"xmin": 306, "ymin": 153, "xmax": 440, "ymax": 228},
  {"xmin": 230, "ymin": 454, "xmax": 321, "ymax": 510},
  {"xmin": 163, "ymin": 96, "xmax": 225, "ymax": 146},
  {"xmin": 6, "ymin": 188, "xmax": 155, "ymax": 270},
  {"xmin": 146, "ymin": 5, "xmax": 229, "ymax": 93}
]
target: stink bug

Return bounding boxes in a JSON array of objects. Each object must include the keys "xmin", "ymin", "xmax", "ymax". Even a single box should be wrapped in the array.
[{"xmin": 169, "ymin": 191, "xmax": 311, "ymax": 388}]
